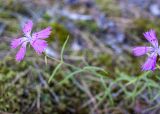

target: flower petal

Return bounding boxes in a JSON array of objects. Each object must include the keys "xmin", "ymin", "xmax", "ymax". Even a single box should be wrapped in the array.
[
  {"xmin": 143, "ymin": 29, "xmax": 158, "ymax": 48},
  {"xmin": 23, "ymin": 20, "xmax": 33, "ymax": 37},
  {"xmin": 132, "ymin": 46, "xmax": 153, "ymax": 56},
  {"xmin": 32, "ymin": 26, "xmax": 51, "ymax": 39},
  {"xmin": 16, "ymin": 42, "xmax": 27, "ymax": 62},
  {"xmin": 11, "ymin": 37, "xmax": 27, "ymax": 48},
  {"xmin": 141, "ymin": 52, "xmax": 157, "ymax": 71},
  {"xmin": 31, "ymin": 39, "xmax": 48, "ymax": 55}
]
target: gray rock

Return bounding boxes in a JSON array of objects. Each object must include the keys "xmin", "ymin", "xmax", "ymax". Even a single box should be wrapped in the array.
[{"xmin": 150, "ymin": 4, "xmax": 160, "ymax": 16}]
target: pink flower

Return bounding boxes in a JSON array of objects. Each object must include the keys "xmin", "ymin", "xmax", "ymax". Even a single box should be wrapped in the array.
[
  {"xmin": 11, "ymin": 20, "xmax": 51, "ymax": 61},
  {"xmin": 132, "ymin": 29, "xmax": 160, "ymax": 71}
]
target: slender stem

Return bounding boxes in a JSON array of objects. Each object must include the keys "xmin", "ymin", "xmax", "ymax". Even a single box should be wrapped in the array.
[{"xmin": 45, "ymin": 54, "xmax": 80, "ymax": 70}]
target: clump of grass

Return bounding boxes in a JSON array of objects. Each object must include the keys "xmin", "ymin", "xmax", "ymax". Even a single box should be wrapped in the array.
[{"xmin": 47, "ymin": 36, "xmax": 160, "ymax": 110}]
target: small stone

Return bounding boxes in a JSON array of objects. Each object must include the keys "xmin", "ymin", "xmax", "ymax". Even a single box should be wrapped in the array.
[{"xmin": 150, "ymin": 4, "xmax": 160, "ymax": 16}]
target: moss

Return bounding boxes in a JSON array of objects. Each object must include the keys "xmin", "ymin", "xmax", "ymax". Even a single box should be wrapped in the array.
[
  {"xmin": 95, "ymin": 0, "xmax": 121, "ymax": 17},
  {"xmin": 0, "ymin": 10, "xmax": 15, "ymax": 19},
  {"xmin": 0, "ymin": 43, "xmax": 8, "ymax": 50},
  {"xmin": 50, "ymin": 22, "xmax": 72, "ymax": 46},
  {"xmin": 76, "ymin": 20, "xmax": 98, "ymax": 33},
  {"xmin": 2, "ymin": 0, "xmax": 30, "ymax": 16},
  {"xmin": 43, "ymin": 13, "xmax": 52, "ymax": 21},
  {"xmin": 36, "ymin": 21, "xmax": 71, "ymax": 46},
  {"xmin": 5, "ymin": 20, "xmax": 19, "ymax": 33},
  {"xmin": 96, "ymin": 53, "xmax": 112, "ymax": 66},
  {"xmin": 37, "ymin": 21, "xmax": 50, "ymax": 28},
  {"xmin": 128, "ymin": 18, "xmax": 160, "ymax": 37},
  {"xmin": 0, "ymin": 0, "xmax": 13, "ymax": 8}
]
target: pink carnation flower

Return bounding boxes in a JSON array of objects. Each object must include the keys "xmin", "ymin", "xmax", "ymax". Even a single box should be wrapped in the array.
[
  {"xmin": 132, "ymin": 29, "xmax": 160, "ymax": 71},
  {"xmin": 11, "ymin": 20, "xmax": 51, "ymax": 61}
]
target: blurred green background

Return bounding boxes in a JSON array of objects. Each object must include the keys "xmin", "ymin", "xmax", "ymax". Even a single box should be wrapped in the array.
[{"xmin": 1, "ymin": 0, "xmax": 160, "ymax": 114}]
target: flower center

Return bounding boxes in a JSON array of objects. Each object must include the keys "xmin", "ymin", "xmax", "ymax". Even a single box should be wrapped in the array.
[{"xmin": 26, "ymin": 35, "xmax": 33, "ymax": 42}]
